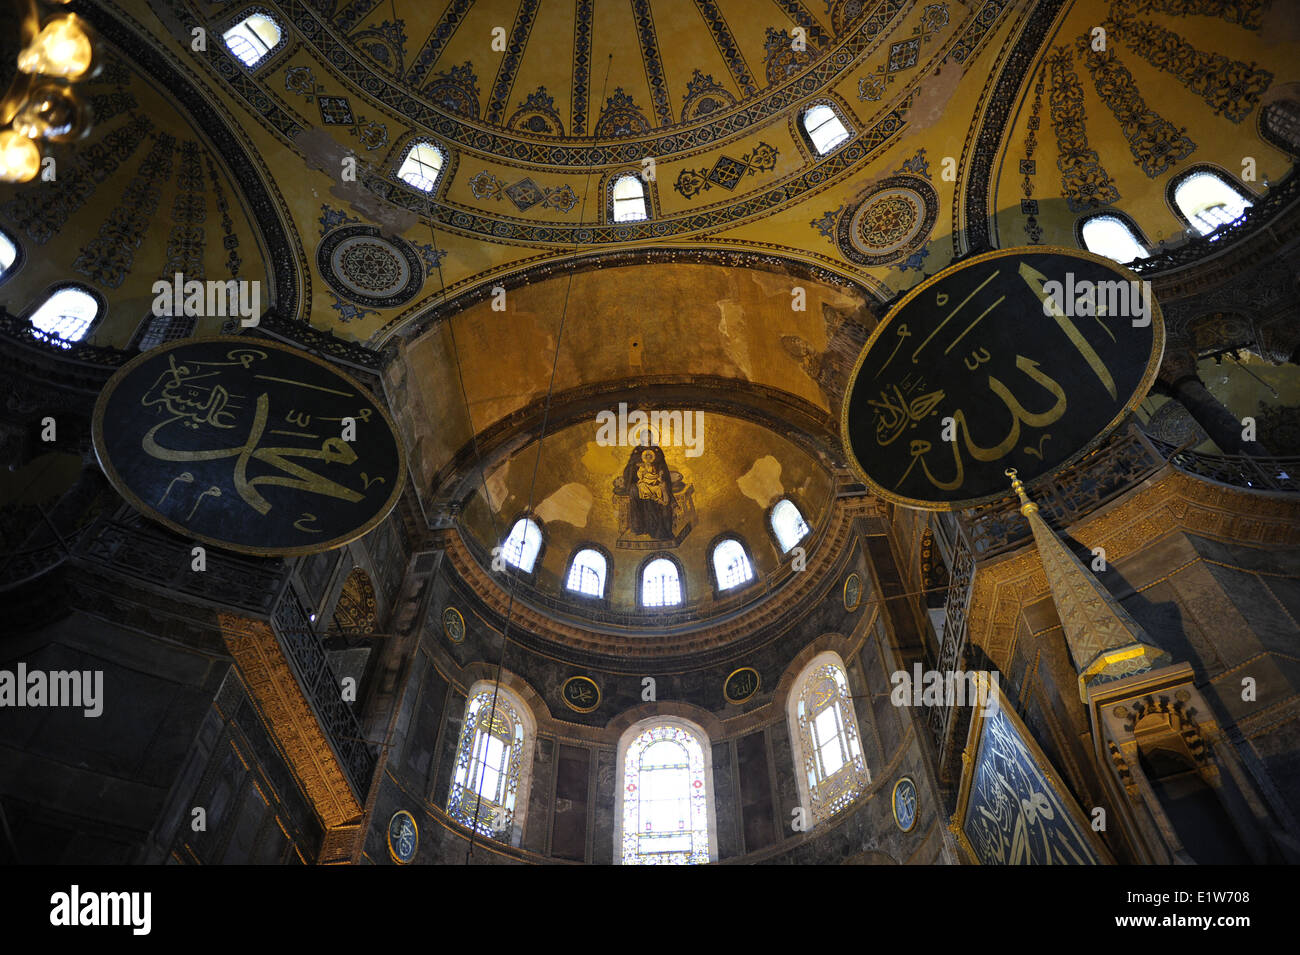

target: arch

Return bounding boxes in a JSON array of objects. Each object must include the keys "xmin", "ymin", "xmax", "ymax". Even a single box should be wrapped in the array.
[
  {"xmin": 25, "ymin": 284, "xmax": 104, "ymax": 346},
  {"xmin": 1259, "ymin": 97, "xmax": 1300, "ymax": 155},
  {"xmin": 615, "ymin": 716, "xmax": 717, "ymax": 865},
  {"xmin": 639, "ymin": 553, "xmax": 684, "ymax": 608},
  {"xmin": 327, "ymin": 566, "xmax": 378, "ymax": 635},
  {"xmin": 785, "ymin": 650, "xmax": 871, "ymax": 827},
  {"xmin": 447, "ymin": 681, "xmax": 537, "ymax": 846},
  {"xmin": 1078, "ymin": 213, "xmax": 1149, "ymax": 264},
  {"xmin": 769, "ymin": 497, "xmax": 811, "ymax": 554},
  {"xmin": 800, "ymin": 101, "xmax": 852, "ymax": 156},
  {"xmin": 1169, "ymin": 167, "xmax": 1255, "ymax": 236},
  {"xmin": 0, "ymin": 227, "xmax": 21, "ymax": 284},
  {"xmin": 501, "ymin": 516, "xmax": 543, "ymax": 573},
  {"xmin": 609, "ymin": 172, "xmax": 649, "ymax": 222},
  {"xmin": 564, "ymin": 546, "xmax": 609, "ymax": 599},
  {"xmin": 709, "ymin": 535, "xmax": 755, "ymax": 593},
  {"xmin": 131, "ymin": 311, "xmax": 197, "ymax": 351}
]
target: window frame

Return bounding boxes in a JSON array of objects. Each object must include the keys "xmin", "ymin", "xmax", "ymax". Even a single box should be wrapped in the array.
[
  {"xmin": 0, "ymin": 227, "xmax": 23, "ymax": 286},
  {"xmin": 23, "ymin": 282, "xmax": 106, "ymax": 347},
  {"xmin": 706, "ymin": 532, "xmax": 758, "ymax": 597},
  {"xmin": 1075, "ymin": 211, "xmax": 1151, "ymax": 264},
  {"xmin": 797, "ymin": 100, "xmax": 854, "ymax": 157},
  {"xmin": 1167, "ymin": 165, "xmax": 1258, "ymax": 237},
  {"xmin": 563, "ymin": 543, "xmax": 612, "ymax": 603},
  {"xmin": 766, "ymin": 496, "xmax": 812, "ymax": 558},
  {"xmin": 500, "ymin": 514, "xmax": 545, "ymax": 577},
  {"xmin": 395, "ymin": 139, "xmax": 448, "ymax": 195},
  {"xmin": 605, "ymin": 169, "xmax": 654, "ymax": 224},
  {"xmin": 219, "ymin": 8, "xmax": 289, "ymax": 72},
  {"xmin": 614, "ymin": 716, "xmax": 718, "ymax": 865},
  {"xmin": 637, "ymin": 552, "xmax": 685, "ymax": 609},
  {"xmin": 1259, "ymin": 98, "xmax": 1300, "ymax": 157},
  {"xmin": 446, "ymin": 681, "xmax": 537, "ymax": 847},
  {"xmin": 785, "ymin": 650, "xmax": 872, "ymax": 829}
]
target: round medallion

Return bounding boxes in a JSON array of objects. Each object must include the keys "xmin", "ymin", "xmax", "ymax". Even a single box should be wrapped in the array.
[
  {"xmin": 837, "ymin": 176, "xmax": 937, "ymax": 266},
  {"xmin": 892, "ymin": 777, "xmax": 918, "ymax": 833},
  {"xmin": 561, "ymin": 675, "xmax": 600, "ymax": 713},
  {"xmin": 442, "ymin": 606, "xmax": 465, "ymax": 643},
  {"xmin": 387, "ymin": 809, "xmax": 419, "ymax": 863},
  {"xmin": 723, "ymin": 667, "xmax": 761, "ymax": 704},
  {"xmin": 317, "ymin": 225, "xmax": 423, "ymax": 308},
  {"xmin": 843, "ymin": 572, "xmax": 863, "ymax": 612}
]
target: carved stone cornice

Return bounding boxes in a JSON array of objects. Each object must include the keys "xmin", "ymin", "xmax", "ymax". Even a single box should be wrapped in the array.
[
  {"xmin": 967, "ymin": 468, "xmax": 1300, "ymax": 673},
  {"xmin": 217, "ymin": 612, "xmax": 365, "ymax": 830}
]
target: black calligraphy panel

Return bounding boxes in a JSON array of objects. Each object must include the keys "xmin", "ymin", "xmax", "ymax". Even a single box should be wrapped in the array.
[
  {"xmin": 93, "ymin": 337, "xmax": 406, "ymax": 556},
  {"xmin": 842, "ymin": 247, "xmax": 1163, "ymax": 509}
]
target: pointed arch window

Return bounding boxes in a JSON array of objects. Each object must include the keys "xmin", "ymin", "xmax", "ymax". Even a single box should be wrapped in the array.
[
  {"xmin": 1173, "ymin": 171, "xmax": 1253, "ymax": 236},
  {"xmin": 28, "ymin": 285, "xmax": 101, "ymax": 347},
  {"xmin": 787, "ymin": 653, "xmax": 870, "ymax": 825},
  {"xmin": 711, "ymin": 537, "xmax": 753, "ymax": 591},
  {"xmin": 619, "ymin": 721, "xmax": 714, "ymax": 865},
  {"xmin": 566, "ymin": 548, "xmax": 607, "ymax": 597},
  {"xmin": 802, "ymin": 103, "xmax": 851, "ymax": 155},
  {"xmin": 397, "ymin": 141, "xmax": 446, "ymax": 193},
  {"xmin": 501, "ymin": 517, "xmax": 542, "ymax": 573},
  {"xmin": 770, "ymin": 498, "xmax": 811, "ymax": 553},
  {"xmin": 223, "ymin": 13, "xmax": 283, "ymax": 67},
  {"xmin": 611, "ymin": 173, "xmax": 648, "ymax": 222},
  {"xmin": 641, "ymin": 556, "xmax": 681, "ymax": 608},
  {"xmin": 1080, "ymin": 215, "xmax": 1148, "ymax": 264},
  {"xmin": 448, "ymin": 684, "xmax": 535, "ymax": 844}
]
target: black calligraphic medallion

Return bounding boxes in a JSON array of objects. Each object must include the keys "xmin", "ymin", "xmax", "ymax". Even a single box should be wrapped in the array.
[
  {"xmin": 92, "ymin": 337, "xmax": 406, "ymax": 556},
  {"xmin": 387, "ymin": 810, "xmax": 418, "ymax": 864},
  {"xmin": 723, "ymin": 667, "xmax": 760, "ymax": 705},
  {"xmin": 842, "ymin": 247, "xmax": 1163, "ymax": 509},
  {"xmin": 561, "ymin": 675, "xmax": 600, "ymax": 714}
]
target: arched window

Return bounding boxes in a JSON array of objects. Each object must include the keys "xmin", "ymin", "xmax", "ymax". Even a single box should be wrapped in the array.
[
  {"xmin": 802, "ymin": 103, "xmax": 851, "ymax": 155},
  {"xmin": 133, "ymin": 313, "xmax": 196, "ymax": 351},
  {"xmin": 447, "ymin": 683, "xmax": 535, "ymax": 845},
  {"xmin": 1261, "ymin": 99, "xmax": 1300, "ymax": 155},
  {"xmin": 0, "ymin": 229, "xmax": 17, "ymax": 280},
  {"xmin": 787, "ymin": 652, "xmax": 870, "ymax": 826},
  {"xmin": 617, "ymin": 720, "xmax": 715, "ymax": 865},
  {"xmin": 397, "ymin": 141, "xmax": 446, "ymax": 192},
  {"xmin": 770, "ymin": 498, "xmax": 811, "ymax": 554},
  {"xmin": 223, "ymin": 13, "xmax": 283, "ymax": 67},
  {"xmin": 501, "ymin": 517, "xmax": 542, "ymax": 573},
  {"xmin": 1173, "ymin": 171, "xmax": 1253, "ymax": 236},
  {"xmin": 566, "ymin": 548, "xmax": 607, "ymax": 597},
  {"xmin": 611, "ymin": 173, "xmax": 648, "ymax": 222},
  {"xmin": 641, "ymin": 556, "xmax": 682, "ymax": 608},
  {"xmin": 711, "ymin": 537, "xmax": 753, "ymax": 591},
  {"xmin": 28, "ymin": 285, "xmax": 101, "ymax": 346},
  {"xmin": 1080, "ymin": 215, "xmax": 1148, "ymax": 264}
]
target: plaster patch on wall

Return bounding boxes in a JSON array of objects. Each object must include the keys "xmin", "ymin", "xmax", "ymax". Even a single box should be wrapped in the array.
[
  {"xmin": 737, "ymin": 455, "xmax": 784, "ymax": 509},
  {"xmin": 484, "ymin": 458, "xmax": 511, "ymax": 511},
  {"xmin": 715, "ymin": 299, "xmax": 754, "ymax": 380},
  {"xmin": 534, "ymin": 483, "xmax": 594, "ymax": 527}
]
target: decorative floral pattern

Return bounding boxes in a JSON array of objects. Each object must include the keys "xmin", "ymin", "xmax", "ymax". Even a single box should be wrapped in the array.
[
  {"xmin": 673, "ymin": 142, "xmax": 779, "ymax": 199},
  {"xmin": 1047, "ymin": 47, "xmax": 1121, "ymax": 212}
]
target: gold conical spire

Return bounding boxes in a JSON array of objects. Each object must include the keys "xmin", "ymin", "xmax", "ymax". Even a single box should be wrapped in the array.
[{"xmin": 1006, "ymin": 469, "xmax": 1170, "ymax": 700}]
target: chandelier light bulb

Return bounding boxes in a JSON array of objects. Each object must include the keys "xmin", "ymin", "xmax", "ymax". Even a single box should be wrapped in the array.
[
  {"xmin": 0, "ymin": 130, "xmax": 42, "ymax": 183},
  {"xmin": 13, "ymin": 83, "xmax": 84, "ymax": 140},
  {"xmin": 17, "ymin": 15, "xmax": 94, "ymax": 81}
]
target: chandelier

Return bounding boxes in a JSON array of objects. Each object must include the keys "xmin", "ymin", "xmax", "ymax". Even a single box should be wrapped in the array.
[{"xmin": 1, "ymin": 0, "xmax": 96, "ymax": 183}]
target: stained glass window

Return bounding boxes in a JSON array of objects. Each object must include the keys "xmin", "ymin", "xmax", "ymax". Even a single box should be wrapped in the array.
[
  {"xmin": 641, "ymin": 556, "xmax": 681, "ymax": 607},
  {"xmin": 803, "ymin": 104, "xmax": 851, "ymax": 155},
  {"xmin": 223, "ymin": 13, "xmax": 282, "ymax": 67},
  {"xmin": 448, "ymin": 686, "xmax": 531, "ymax": 842},
  {"xmin": 501, "ymin": 517, "xmax": 542, "ymax": 572},
  {"xmin": 712, "ymin": 538, "xmax": 753, "ymax": 590},
  {"xmin": 771, "ymin": 498, "xmax": 811, "ymax": 553},
  {"xmin": 566, "ymin": 548, "xmax": 606, "ymax": 597},
  {"xmin": 611, "ymin": 174, "xmax": 648, "ymax": 222},
  {"xmin": 791, "ymin": 656, "xmax": 870, "ymax": 824},
  {"xmin": 621, "ymin": 723, "xmax": 711, "ymax": 865}
]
